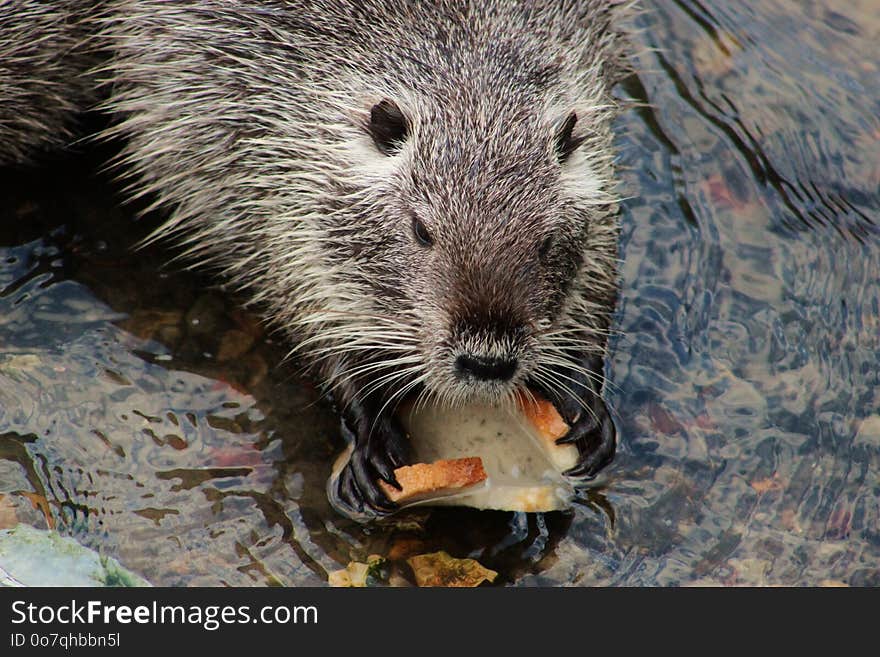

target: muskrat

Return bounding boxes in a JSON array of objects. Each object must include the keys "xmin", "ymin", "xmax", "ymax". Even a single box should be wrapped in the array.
[{"xmin": 0, "ymin": 0, "xmax": 631, "ymax": 519}]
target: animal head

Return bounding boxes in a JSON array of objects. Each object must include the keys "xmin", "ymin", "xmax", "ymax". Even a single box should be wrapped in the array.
[{"xmin": 312, "ymin": 45, "xmax": 622, "ymax": 409}]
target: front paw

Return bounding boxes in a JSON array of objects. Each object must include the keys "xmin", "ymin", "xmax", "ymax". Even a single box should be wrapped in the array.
[
  {"xmin": 556, "ymin": 395, "xmax": 616, "ymax": 480},
  {"xmin": 531, "ymin": 353, "xmax": 617, "ymax": 481},
  {"xmin": 330, "ymin": 410, "xmax": 411, "ymax": 520}
]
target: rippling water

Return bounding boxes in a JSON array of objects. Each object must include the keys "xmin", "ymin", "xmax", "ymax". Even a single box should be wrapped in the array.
[{"xmin": 1, "ymin": 0, "xmax": 878, "ymax": 586}]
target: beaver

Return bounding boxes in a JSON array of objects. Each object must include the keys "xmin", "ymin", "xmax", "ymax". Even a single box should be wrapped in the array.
[{"xmin": 0, "ymin": 0, "xmax": 630, "ymax": 519}]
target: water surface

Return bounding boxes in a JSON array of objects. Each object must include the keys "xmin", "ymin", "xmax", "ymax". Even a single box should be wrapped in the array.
[{"xmin": 1, "ymin": 0, "xmax": 878, "ymax": 586}]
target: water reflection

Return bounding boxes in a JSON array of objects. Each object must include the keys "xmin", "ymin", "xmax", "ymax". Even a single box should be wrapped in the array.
[{"xmin": 1, "ymin": 0, "xmax": 878, "ymax": 585}]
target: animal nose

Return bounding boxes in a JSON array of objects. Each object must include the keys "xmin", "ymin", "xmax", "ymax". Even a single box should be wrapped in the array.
[{"xmin": 455, "ymin": 354, "xmax": 518, "ymax": 382}]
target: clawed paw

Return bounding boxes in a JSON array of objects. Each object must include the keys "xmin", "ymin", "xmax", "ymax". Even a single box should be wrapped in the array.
[
  {"xmin": 557, "ymin": 396, "xmax": 616, "ymax": 480},
  {"xmin": 530, "ymin": 353, "xmax": 617, "ymax": 481},
  {"xmin": 329, "ymin": 410, "xmax": 411, "ymax": 520}
]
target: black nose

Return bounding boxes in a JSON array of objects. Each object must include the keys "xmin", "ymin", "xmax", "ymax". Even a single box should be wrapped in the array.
[{"xmin": 455, "ymin": 354, "xmax": 518, "ymax": 382}]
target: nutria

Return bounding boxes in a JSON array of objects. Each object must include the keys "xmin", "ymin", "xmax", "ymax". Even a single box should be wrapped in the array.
[
  {"xmin": 0, "ymin": 0, "xmax": 631, "ymax": 519},
  {"xmin": 0, "ymin": 0, "xmax": 100, "ymax": 165}
]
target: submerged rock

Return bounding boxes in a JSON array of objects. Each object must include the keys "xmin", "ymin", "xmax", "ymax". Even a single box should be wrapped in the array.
[{"xmin": 0, "ymin": 524, "xmax": 150, "ymax": 587}]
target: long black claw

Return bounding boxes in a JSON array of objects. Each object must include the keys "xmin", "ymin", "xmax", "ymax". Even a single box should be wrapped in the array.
[
  {"xmin": 554, "ymin": 411, "xmax": 599, "ymax": 445},
  {"xmin": 362, "ymin": 473, "xmax": 398, "ymax": 512},
  {"xmin": 337, "ymin": 466, "xmax": 365, "ymax": 515},
  {"xmin": 373, "ymin": 458, "xmax": 402, "ymax": 490},
  {"xmin": 554, "ymin": 433, "xmax": 580, "ymax": 446}
]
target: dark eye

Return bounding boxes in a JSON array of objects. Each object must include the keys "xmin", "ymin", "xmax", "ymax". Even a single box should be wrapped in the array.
[
  {"xmin": 412, "ymin": 214, "xmax": 433, "ymax": 247},
  {"xmin": 554, "ymin": 111, "xmax": 586, "ymax": 163},
  {"xmin": 538, "ymin": 235, "xmax": 554, "ymax": 260},
  {"xmin": 367, "ymin": 99, "xmax": 409, "ymax": 156}
]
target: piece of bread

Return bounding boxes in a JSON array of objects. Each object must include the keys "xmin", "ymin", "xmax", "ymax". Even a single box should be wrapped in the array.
[
  {"xmin": 516, "ymin": 392, "xmax": 578, "ymax": 472},
  {"xmin": 379, "ymin": 458, "xmax": 487, "ymax": 503},
  {"xmin": 517, "ymin": 393, "xmax": 570, "ymax": 441}
]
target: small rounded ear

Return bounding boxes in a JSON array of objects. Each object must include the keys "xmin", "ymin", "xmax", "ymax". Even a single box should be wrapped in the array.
[
  {"xmin": 367, "ymin": 99, "xmax": 409, "ymax": 155},
  {"xmin": 554, "ymin": 111, "xmax": 586, "ymax": 163}
]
